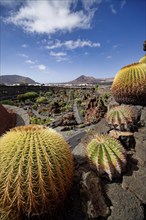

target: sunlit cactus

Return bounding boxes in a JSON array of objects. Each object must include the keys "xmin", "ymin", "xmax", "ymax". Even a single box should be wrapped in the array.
[
  {"xmin": 111, "ymin": 62, "xmax": 146, "ymax": 106},
  {"xmin": 139, "ymin": 55, "xmax": 146, "ymax": 63},
  {"xmin": 86, "ymin": 134, "xmax": 127, "ymax": 180},
  {"xmin": 105, "ymin": 105, "xmax": 135, "ymax": 130},
  {"xmin": 0, "ymin": 125, "xmax": 74, "ymax": 220}
]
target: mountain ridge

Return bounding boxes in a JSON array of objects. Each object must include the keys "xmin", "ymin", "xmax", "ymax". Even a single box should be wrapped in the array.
[
  {"xmin": 66, "ymin": 75, "xmax": 113, "ymax": 84},
  {"xmin": 0, "ymin": 74, "xmax": 113, "ymax": 85},
  {"xmin": 0, "ymin": 75, "xmax": 37, "ymax": 85}
]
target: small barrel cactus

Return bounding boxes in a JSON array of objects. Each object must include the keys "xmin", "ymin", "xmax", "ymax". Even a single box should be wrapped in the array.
[
  {"xmin": 86, "ymin": 134, "xmax": 127, "ymax": 180},
  {"xmin": 105, "ymin": 105, "xmax": 135, "ymax": 130},
  {"xmin": 0, "ymin": 125, "xmax": 74, "ymax": 220},
  {"xmin": 111, "ymin": 62, "xmax": 146, "ymax": 106}
]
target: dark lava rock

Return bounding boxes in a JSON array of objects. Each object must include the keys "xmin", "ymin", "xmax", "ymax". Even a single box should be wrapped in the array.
[
  {"xmin": 122, "ymin": 166, "xmax": 146, "ymax": 204},
  {"xmin": 72, "ymin": 142, "xmax": 86, "ymax": 158},
  {"xmin": 134, "ymin": 127, "xmax": 146, "ymax": 167},
  {"xmin": 107, "ymin": 96, "xmax": 119, "ymax": 111},
  {"xmin": 50, "ymin": 118, "xmax": 63, "ymax": 128},
  {"xmin": 55, "ymin": 183, "xmax": 85, "ymax": 220},
  {"xmin": 106, "ymin": 183, "xmax": 144, "ymax": 220},
  {"xmin": 130, "ymin": 105, "xmax": 143, "ymax": 123},
  {"xmin": 61, "ymin": 126, "xmax": 74, "ymax": 131},
  {"xmin": 0, "ymin": 104, "xmax": 16, "ymax": 135},
  {"xmin": 80, "ymin": 171, "xmax": 110, "ymax": 219},
  {"xmin": 68, "ymin": 131, "xmax": 86, "ymax": 150},
  {"xmin": 140, "ymin": 107, "xmax": 146, "ymax": 127},
  {"xmin": 119, "ymin": 135, "xmax": 135, "ymax": 149},
  {"xmin": 93, "ymin": 118, "xmax": 110, "ymax": 134},
  {"xmin": 134, "ymin": 127, "xmax": 146, "ymax": 140}
]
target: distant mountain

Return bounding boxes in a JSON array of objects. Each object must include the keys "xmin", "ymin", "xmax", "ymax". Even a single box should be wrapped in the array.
[
  {"xmin": 66, "ymin": 75, "xmax": 113, "ymax": 85},
  {"xmin": 68, "ymin": 75, "xmax": 98, "ymax": 84},
  {"xmin": 0, "ymin": 75, "xmax": 37, "ymax": 85}
]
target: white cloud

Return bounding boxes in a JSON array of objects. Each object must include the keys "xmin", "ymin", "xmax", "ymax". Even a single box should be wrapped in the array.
[
  {"xmin": 38, "ymin": 64, "xmax": 46, "ymax": 70},
  {"xmin": 25, "ymin": 59, "xmax": 35, "ymax": 64},
  {"xmin": 81, "ymin": 0, "xmax": 102, "ymax": 10},
  {"xmin": 121, "ymin": 0, "xmax": 126, "ymax": 9},
  {"xmin": 25, "ymin": 57, "xmax": 46, "ymax": 70},
  {"xmin": 21, "ymin": 44, "xmax": 28, "ymax": 48},
  {"xmin": 50, "ymin": 51, "xmax": 69, "ymax": 62},
  {"xmin": 18, "ymin": 53, "xmax": 28, "ymax": 58},
  {"xmin": 46, "ymin": 39, "xmax": 101, "ymax": 50},
  {"xmin": 50, "ymin": 51, "xmax": 67, "ymax": 57},
  {"xmin": 112, "ymin": 44, "xmax": 119, "ymax": 49},
  {"xmin": 106, "ymin": 55, "xmax": 112, "ymax": 59},
  {"xmin": 110, "ymin": 4, "xmax": 117, "ymax": 14},
  {"xmin": 5, "ymin": 0, "xmax": 97, "ymax": 34}
]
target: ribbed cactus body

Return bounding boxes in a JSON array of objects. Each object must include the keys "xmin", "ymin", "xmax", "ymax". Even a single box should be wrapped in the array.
[
  {"xmin": 86, "ymin": 135, "xmax": 126, "ymax": 180},
  {"xmin": 0, "ymin": 125, "xmax": 74, "ymax": 219},
  {"xmin": 111, "ymin": 62, "xmax": 146, "ymax": 106},
  {"xmin": 106, "ymin": 105, "xmax": 135, "ymax": 130},
  {"xmin": 139, "ymin": 55, "xmax": 146, "ymax": 63}
]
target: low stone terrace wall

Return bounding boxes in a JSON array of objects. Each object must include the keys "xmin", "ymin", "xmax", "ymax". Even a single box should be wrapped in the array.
[{"xmin": 0, "ymin": 85, "xmax": 92, "ymax": 100}]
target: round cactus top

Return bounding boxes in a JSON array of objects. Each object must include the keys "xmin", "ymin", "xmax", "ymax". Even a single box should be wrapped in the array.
[
  {"xmin": 139, "ymin": 55, "xmax": 146, "ymax": 63},
  {"xmin": 120, "ymin": 62, "xmax": 145, "ymax": 70},
  {"xmin": 11, "ymin": 124, "xmax": 47, "ymax": 132},
  {"xmin": 0, "ymin": 124, "xmax": 71, "ymax": 154},
  {"xmin": 113, "ymin": 62, "xmax": 146, "ymax": 82}
]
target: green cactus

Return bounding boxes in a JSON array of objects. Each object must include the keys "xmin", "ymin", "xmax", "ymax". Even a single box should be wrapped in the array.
[
  {"xmin": 139, "ymin": 55, "xmax": 146, "ymax": 63},
  {"xmin": 105, "ymin": 105, "xmax": 135, "ymax": 130},
  {"xmin": 0, "ymin": 125, "xmax": 74, "ymax": 220},
  {"xmin": 86, "ymin": 134, "xmax": 127, "ymax": 180},
  {"xmin": 111, "ymin": 62, "xmax": 146, "ymax": 106}
]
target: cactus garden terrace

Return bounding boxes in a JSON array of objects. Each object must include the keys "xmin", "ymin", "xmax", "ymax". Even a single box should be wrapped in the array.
[{"xmin": 0, "ymin": 65, "xmax": 146, "ymax": 219}]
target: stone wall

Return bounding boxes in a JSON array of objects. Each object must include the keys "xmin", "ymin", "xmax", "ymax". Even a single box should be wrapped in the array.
[{"xmin": 0, "ymin": 85, "xmax": 92, "ymax": 100}]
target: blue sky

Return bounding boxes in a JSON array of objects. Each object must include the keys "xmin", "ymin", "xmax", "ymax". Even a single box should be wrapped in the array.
[{"xmin": 0, "ymin": 0, "xmax": 145, "ymax": 83}]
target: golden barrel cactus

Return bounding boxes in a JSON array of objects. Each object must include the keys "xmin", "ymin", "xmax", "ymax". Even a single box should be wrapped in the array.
[
  {"xmin": 0, "ymin": 125, "xmax": 74, "ymax": 220},
  {"xmin": 105, "ymin": 105, "xmax": 135, "ymax": 130},
  {"xmin": 111, "ymin": 62, "xmax": 146, "ymax": 106},
  {"xmin": 139, "ymin": 55, "xmax": 146, "ymax": 63},
  {"xmin": 86, "ymin": 134, "xmax": 127, "ymax": 180}
]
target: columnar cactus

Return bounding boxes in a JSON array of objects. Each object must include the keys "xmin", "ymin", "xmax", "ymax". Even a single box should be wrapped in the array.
[
  {"xmin": 0, "ymin": 125, "xmax": 74, "ymax": 220},
  {"xmin": 111, "ymin": 62, "xmax": 146, "ymax": 106},
  {"xmin": 86, "ymin": 134, "xmax": 127, "ymax": 180},
  {"xmin": 105, "ymin": 105, "xmax": 135, "ymax": 130}
]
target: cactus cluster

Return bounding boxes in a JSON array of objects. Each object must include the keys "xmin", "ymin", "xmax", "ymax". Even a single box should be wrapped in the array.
[
  {"xmin": 86, "ymin": 134, "xmax": 127, "ymax": 180},
  {"xmin": 105, "ymin": 105, "xmax": 135, "ymax": 130},
  {"xmin": 111, "ymin": 62, "xmax": 146, "ymax": 106},
  {"xmin": 0, "ymin": 125, "xmax": 74, "ymax": 219}
]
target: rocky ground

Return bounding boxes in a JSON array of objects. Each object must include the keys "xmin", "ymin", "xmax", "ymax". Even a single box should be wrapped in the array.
[
  {"xmin": 54, "ymin": 106, "xmax": 146, "ymax": 220},
  {"xmin": 1, "ymin": 103, "xmax": 146, "ymax": 220}
]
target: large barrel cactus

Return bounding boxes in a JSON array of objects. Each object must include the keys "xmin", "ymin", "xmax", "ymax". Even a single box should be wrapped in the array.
[
  {"xmin": 105, "ymin": 105, "xmax": 135, "ymax": 130},
  {"xmin": 0, "ymin": 125, "xmax": 74, "ymax": 219},
  {"xmin": 86, "ymin": 134, "xmax": 127, "ymax": 180},
  {"xmin": 139, "ymin": 55, "xmax": 146, "ymax": 63},
  {"xmin": 111, "ymin": 62, "xmax": 146, "ymax": 106}
]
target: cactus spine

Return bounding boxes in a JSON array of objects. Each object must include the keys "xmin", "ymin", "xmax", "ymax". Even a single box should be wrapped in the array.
[
  {"xmin": 105, "ymin": 105, "xmax": 135, "ymax": 130},
  {"xmin": 0, "ymin": 125, "xmax": 74, "ymax": 219},
  {"xmin": 111, "ymin": 62, "xmax": 146, "ymax": 106},
  {"xmin": 86, "ymin": 134, "xmax": 127, "ymax": 180}
]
